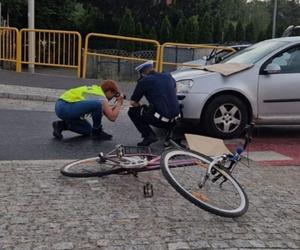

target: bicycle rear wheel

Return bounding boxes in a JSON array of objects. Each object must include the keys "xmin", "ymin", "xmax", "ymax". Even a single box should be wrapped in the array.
[
  {"xmin": 161, "ymin": 149, "xmax": 248, "ymax": 217},
  {"xmin": 61, "ymin": 156, "xmax": 124, "ymax": 177}
]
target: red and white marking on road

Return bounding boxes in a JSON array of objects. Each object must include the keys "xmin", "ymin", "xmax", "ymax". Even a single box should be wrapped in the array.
[{"xmin": 228, "ymin": 137, "xmax": 300, "ymax": 166}]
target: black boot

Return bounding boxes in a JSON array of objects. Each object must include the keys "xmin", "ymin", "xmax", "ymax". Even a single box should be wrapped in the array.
[
  {"xmin": 137, "ymin": 133, "xmax": 158, "ymax": 146},
  {"xmin": 92, "ymin": 128, "xmax": 113, "ymax": 140},
  {"xmin": 52, "ymin": 121, "xmax": 67, "ymax": 140}
]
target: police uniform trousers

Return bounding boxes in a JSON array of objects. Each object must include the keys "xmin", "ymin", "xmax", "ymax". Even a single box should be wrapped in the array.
[{"xmin": 128, "ymin": 105, "xmax": 175, "ymax": 138}]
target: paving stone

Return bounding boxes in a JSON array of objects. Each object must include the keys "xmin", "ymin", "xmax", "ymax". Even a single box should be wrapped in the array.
[
  {"xmin": 33, "ymin": 246, "xmax": 49, "ymax": 250},
  {"xmin": 265, "ymin": 240, "xmax": 289, "ymax": 248},
  {"xmin": 52, "ymin": 242, "xmax": 74, "ymax": 250},
  {"xmin": 230, "ymin": 239, "xmax": 255, "ymax": 248},
  {"xmin": 249, "ymin": 239, "xmax": 266, "ymax": 247},
  {"xmin": 247, "ymin": 151, "xmax": 292, "ymax": 161},
  {"xmin": 188, "ymin": 240, "xmax": 210, "ymax": 249},
  {"xmin": 210, "ymin": 240, "xmax": 230, "ymax": 248},
  {"xmin": 167, "ymin": 242, "xmax": 190, "ymax": 250},
  {"xmin": 285, "ymin": 240, "xmax": 300, "ymax": 249},
  {"xmin": 0, "ymin": 157, "xmax": 299, "ymax": 249},
  {"xmin": 148, "ymin": 243, "xmax": 166, "ymax": 250},
  {"xmin": 97, "ymin": 239, "xmax": 110, "ymax": 247},
  {"xmin": 101, "ymin": 246, "xmax": 124, "ymax": 250}
]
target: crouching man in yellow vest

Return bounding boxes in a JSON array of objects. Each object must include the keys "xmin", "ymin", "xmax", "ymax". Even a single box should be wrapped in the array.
[{"xmin": 52, "ymin": 80, "xmax": 124, "ymax": 140}]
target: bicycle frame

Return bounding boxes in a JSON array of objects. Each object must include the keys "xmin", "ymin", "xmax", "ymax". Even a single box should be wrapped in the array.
[{"xmin": 98, "ymin": 140, "xmax": 212, "ymax": 175}]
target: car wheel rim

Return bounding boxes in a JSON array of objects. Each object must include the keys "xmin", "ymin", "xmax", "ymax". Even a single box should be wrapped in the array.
[{"xmin": 213, "ymin": 103, "xmax": 241, "ymax": 134}]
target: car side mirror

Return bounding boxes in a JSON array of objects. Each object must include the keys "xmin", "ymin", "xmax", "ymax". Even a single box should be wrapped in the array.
[{"xmin": 264, "ymin": 63, "xmax": 281, "ymax": 74}]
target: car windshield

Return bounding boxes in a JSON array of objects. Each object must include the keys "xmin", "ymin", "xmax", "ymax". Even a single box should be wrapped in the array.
[{"xmin": 222, "ymin": 40, "xmax": 288, "ymax": 64}]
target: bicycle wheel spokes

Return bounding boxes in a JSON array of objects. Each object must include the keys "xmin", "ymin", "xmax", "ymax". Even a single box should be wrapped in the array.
[
  {"xmin": 61, "ymin": 157, "xmax": 123, "ymax": 177},
  {"xmin": 161, "ymin": 150, "xmax": 248, "ymax": 217}
]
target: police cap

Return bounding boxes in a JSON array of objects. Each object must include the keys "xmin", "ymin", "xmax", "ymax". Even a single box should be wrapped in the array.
[{"xmin": 135, "ymin": 60, "xmax": 154, "ymax": 73}]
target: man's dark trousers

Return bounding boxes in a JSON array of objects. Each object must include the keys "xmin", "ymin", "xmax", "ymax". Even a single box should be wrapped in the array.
[{"xmin": 128, "ymin": 106, "xmax": 174, "ymax": 138}]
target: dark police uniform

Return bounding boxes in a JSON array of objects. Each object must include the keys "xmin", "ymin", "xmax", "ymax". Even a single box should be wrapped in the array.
[{"xmin": 128, "ymin": 70, "xmax": 180, "ymax": 138}]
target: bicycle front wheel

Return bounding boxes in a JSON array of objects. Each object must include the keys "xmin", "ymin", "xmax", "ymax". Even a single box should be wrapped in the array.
[
  {"xmin": 61, "ymin": 156, "xmax": 124, "ymax": 178},
  {"xmin": 161, "ymin": 149, "xmax": 248, "ymax": 217}
]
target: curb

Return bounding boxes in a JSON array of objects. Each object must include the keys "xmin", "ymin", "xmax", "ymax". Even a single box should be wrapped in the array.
[
  {"xmin": 0, "ymin": 92, "xmax": 57, "ymax": 102},
  {"xmin": 0, "ymin": 92, "xmax": 131, "ymax": 107}
]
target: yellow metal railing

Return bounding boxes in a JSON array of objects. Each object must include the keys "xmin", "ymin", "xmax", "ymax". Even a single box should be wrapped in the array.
[
  {"xmin": 82, "ymin": 33, "xmax": 161, "ymax": 78},
  {"xmin": 0, "ymin": 27, "xmax": 238, "ymax": 79},
  {"xmin": 19, "ymin": 29, "xmax": 82, "ymax": 77},
  {"xmin": 0, "ymin": 27, "xmax": 20, "ymax": 71},
  {"xmin": 159, "ymin": 42, "xmax": 236, "ymax": 72}
]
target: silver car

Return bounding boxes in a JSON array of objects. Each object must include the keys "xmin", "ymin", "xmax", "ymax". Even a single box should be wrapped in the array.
[{"xmin": 172, "ymin": 37, "xmax": 300, "ymax": 139}]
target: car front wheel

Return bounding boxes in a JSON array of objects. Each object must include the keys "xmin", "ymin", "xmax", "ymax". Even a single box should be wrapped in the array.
[{"xmin": 203, "ymin": 95, "xmax": 249, "ymax": 139}]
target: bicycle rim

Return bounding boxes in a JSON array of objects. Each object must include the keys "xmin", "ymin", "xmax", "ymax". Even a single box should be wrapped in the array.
[
  {"xmin": 61, "ymin": 157, "xmax": 124, "ymax": 177},
  {"xmin": 161, "ymin": 149, "xmax": 248, "ymax": 217}
]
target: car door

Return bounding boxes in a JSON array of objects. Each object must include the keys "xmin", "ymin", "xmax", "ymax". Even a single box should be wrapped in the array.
[{"xmin": 258, "ymin": 45, "xmax": 300, "ymax": 123}]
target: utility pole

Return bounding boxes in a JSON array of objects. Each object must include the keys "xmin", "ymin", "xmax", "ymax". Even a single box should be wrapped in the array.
[
  {"xmin": 0, "ymin": 2, "xmax": 2, "ymax": 26},
  {"xmin": 272, "ymin": 0, "xmax": 278, "ymax": 38},
  {"xmin": 28, "ymin": 0, "xmax": 35, "ymax": 73}
]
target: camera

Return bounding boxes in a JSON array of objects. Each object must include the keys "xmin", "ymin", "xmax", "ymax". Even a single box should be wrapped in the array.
[{"xmin": 115, "ymin": 92, "xmax": 126, "ymax": 99}]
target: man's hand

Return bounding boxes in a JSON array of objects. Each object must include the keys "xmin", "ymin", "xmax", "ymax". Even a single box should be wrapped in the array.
[
  {"xmin": 130, "ymin": 100, "xmax": 140, "ymax": 107},
  {"xmin": 116, "ymin": 94, "xmax": 124, "ymax": 106},
  {"xmin": 113, "ymin": 93, "xmax": 124, "ymax": 106}
]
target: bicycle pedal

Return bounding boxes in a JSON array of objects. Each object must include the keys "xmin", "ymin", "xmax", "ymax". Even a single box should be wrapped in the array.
[
  {"xmin": 98, "ymin": 152, "xmax": 106, "ymax": 163},
  {"xmin": 143, "ymin": 182, "xmax": 153, "ymax": 198}
]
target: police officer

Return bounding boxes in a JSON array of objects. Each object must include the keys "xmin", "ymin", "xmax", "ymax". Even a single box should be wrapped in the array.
[
  {"xmin": 52, "ymin": 80, "xmax": 124, "ymax": 140},
  {"xmin": 128, "ymin": 60, "xmax": 180, "ymax": 146}
]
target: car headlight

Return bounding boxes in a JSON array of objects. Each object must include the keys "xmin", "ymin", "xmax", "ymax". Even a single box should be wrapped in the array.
[{"xmin": 176, "ymin": 79, "xmax": 194, "ymax": 93}]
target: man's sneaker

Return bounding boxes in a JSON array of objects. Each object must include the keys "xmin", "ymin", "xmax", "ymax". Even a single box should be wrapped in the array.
[
  {"xmin": 137, "ymin": 134, "xmax": 158, "ymax": 146},
  {"xmin": 92, "ymin": 129, "xmax": 113, "ymax": 140},
  {"xmin": 52, "ymin": 121, "xmax": 65, "ymax": 140}
]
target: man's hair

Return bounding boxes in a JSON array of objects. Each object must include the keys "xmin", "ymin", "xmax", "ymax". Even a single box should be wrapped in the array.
[{"xmin": 101, "ymin": 80, "xmax": 119, "ymax": 93}]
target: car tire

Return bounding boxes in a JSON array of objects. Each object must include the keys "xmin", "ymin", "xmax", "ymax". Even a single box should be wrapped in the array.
[{"xmin": 203, "ymin": 95, "xmax": 249, "ymax": 139}]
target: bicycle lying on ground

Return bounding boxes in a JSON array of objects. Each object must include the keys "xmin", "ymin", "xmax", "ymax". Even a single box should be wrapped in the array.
[{"xmin": 61, "ymin": 123, "xmax": 254, "ymax": 218}]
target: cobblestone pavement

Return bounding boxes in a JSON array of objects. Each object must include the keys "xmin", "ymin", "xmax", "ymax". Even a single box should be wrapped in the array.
[
  {"xmin": 0, "ymin": 84, "xmax": 299, "ymax": 249},
  {"xmin": 0, "ymin": 159, "xmax": 299, "ymax": 250}
]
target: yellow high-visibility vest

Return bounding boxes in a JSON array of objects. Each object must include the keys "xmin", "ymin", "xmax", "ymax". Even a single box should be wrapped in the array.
[{"xmin": 60, "ymin": 85, "xmax": 105, "ymax": 103}]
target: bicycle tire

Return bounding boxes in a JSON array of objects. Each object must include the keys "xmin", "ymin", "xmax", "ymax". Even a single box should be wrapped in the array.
[
  {"xmin": 161, "ymin": 149, "xmax": 248, "ymax": 218},
  {"xmin": 61, "ymin": 157, "xmax": 125, "ymax": 178}
]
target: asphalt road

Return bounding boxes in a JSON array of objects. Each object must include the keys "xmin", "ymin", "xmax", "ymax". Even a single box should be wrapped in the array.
[
  {"xmin": 2, "ymin": 106, "xmax": 300, "ymax": 162},
  {"xmin": 0, "ymin": 108, "xmax": 157, "ymax": 160}
]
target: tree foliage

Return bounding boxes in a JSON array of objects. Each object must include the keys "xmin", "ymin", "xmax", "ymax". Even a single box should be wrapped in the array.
[
  {"xmin": 1, "ymin": 0, "xmax": 299, "ymax": 45},
  {"xmin": 118, "ymin": 8, "xmax": 135, "ymax": 51},
  {"xmin": 175, "ymin": 18, "xmax": 185, "ymax": 43},
  {"xmin": 200, "ymin": 14, "xmax": 213, "ymax": 43},
  {"xmin": 213, "ymin": 14, "xmax": 222, "ymax": 43},
  {"xmin": 160, "ymin": 16, "xmax": 172, "ymax": 43},
  {"xmin": 184, "ymin": 16, "xmax": 199, "ymax": 43},
  {"xmin": 224, "ymin": 23, "xmax": 235, "ymax": 43},
  {"xmin": 118, "ymin": 8, "xmax": 135, "ymax": 37},
  {"xmin": 245, "ymin": 22, "xmax": 255, "ymax": 43},
  {"xmin": 235, "ymin": 20, "xmax": 245, "ymax": 42}
]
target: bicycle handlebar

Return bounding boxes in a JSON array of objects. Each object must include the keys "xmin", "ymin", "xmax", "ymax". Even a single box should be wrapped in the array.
[{"xmin": 228, "ymin": 122, "xmax": 255, "ymax": 164}]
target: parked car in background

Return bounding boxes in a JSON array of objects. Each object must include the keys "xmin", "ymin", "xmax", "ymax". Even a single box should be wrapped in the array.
[
  {"xmin": 282, "ymin": 25, "xmax": 300, "ymax": 37},
  {"xmin": 178, "ymin": 44, "xmax": 251, "ymax": 70},
  {"xmin": 172, "ymin": 37, "xmax": 300, "ymax": 139}
]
